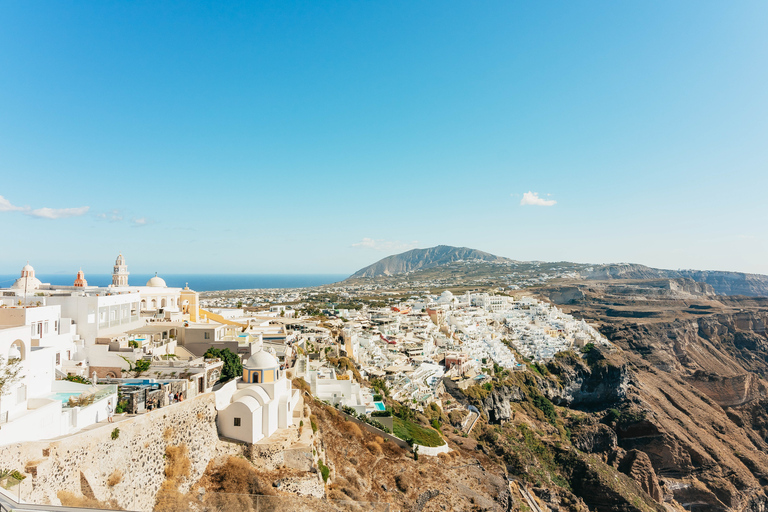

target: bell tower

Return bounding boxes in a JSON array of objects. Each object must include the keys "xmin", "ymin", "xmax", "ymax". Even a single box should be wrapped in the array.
[{"xmin": 111, "ymin": 253, "xmax": 129, "ymax": 287}]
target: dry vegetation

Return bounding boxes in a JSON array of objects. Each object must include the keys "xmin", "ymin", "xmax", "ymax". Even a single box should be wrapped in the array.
[
  {"xmin": 58, "ymin": 490, "xmax": 121, "ymax": 510},
  {"xmin": 154, "ymin": 444, "xmax": 192, "ymax": 512},
  {"xmin": 310, "ymin": 399, "xmax": 512, "ymax": 510},
  {"xmin": 106, "ymin": 469, "xmax": 122, "ymax": 487}
]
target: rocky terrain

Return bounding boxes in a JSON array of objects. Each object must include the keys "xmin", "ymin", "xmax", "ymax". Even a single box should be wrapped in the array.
[
  {"xmin": 583, "ymin": 264, "xmax": 768, "ymax": 297},
  {"xmin": 518, "ymin": 280, "xmax": 768, "ymax": 511}
]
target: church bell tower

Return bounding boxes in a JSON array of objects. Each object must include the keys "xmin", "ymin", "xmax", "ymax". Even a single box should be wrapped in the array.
[{"xmin": 111, "ymin": 253, "xmax": 129, "ymax": 287}]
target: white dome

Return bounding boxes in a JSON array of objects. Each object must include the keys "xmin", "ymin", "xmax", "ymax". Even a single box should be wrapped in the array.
[
  {"xmin": 22, "ymin": 263, "xmax": 34, "ymax": 272},
  {"xmin": 245, "ymin": 350, "xmax": 278, "ymax": 370},
  {"xmin": 11, "ymin": 276, "xmax": 41, "ymax": 290},
  {"xmin": 146, "ymin": 274, "xmax": 167, "ymax": 287},
  {"xmin": 438, "ymin": 290, "xmax": 455, "ymax": 303}
]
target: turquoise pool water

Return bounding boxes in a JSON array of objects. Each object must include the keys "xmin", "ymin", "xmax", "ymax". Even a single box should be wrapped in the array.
[
  {"xmin": 49, "ymin": 392, "xmax": 83, "ymax": 403},
  {"xmin": 373, "ymin": 401, "xmax": 386, "ymax": 411}
]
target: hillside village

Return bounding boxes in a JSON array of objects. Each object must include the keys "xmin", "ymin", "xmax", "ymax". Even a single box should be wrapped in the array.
[{"xmin": 0, "ymin": 254, "xmax": 613, "ymax": 510}]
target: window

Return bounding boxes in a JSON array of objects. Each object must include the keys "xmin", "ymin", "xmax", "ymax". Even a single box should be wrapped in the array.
[
  {"xmin": 44, "ymin": 321, "xmax": 49, "ymax": 334},
  {"xmin": 54, "ymin": 320, "xmax": 58, "ymax": 333},
  {"xmin": 234, "ymin": 418, "xmax": 241, "ymax": 427},
  {"xmin": 56, "ymin": 353, "xmax": 61, "ymax": 365},
  {"xmin": 204, "ymin": 332, "xmax": 210, "ymax": 340}
]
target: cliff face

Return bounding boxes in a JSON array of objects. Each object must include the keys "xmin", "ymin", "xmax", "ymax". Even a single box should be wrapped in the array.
[
  {"xmin": 583, "ymin": 264, "xmax": 768, "ymax": 297},
  {"xmin": 589, "ymin": 304, "xmax": 768, "ymax": 511},
  {"xmin": 349, "ymin": 245, "xmax": 511, "ymax": 278},
  {"xmin": 457, "ymin": 288, "xmax": 768, "ymax": 512}
]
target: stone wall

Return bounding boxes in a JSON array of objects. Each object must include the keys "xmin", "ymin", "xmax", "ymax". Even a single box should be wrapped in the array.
[{"xmin": 0, "ymin": 393, "xmax": 220, "ymax": 511}]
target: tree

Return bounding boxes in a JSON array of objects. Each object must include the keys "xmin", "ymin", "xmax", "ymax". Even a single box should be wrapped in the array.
[
  {"xmin": 119, "ymin": 355, "xmax": 151, "ymax": 377},
  {"xmin": 203, "ymin": 348, "xmax": 242, "ymax": 382},
  {"xmin": 0, "ymin": 356, "xmax": 22, "ymax": 398}
]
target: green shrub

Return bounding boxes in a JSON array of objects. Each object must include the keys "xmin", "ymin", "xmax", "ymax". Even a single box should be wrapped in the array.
[
  {"xmin": 64, "ymin": 374, "xmax": 91, "ymax": 385},
  {"xmin": 531, "ymin": 393, "xmax": 557, "ymax": 425},
  {"xmin": 111, "ymin": 428, "xmax": 120, "ymax": 440},
  {"xmin": 603, "ymin": 408, "xmax": 621, "ymax": 424},
  {"xmin": 318, "ymin": 460, "xmax": 330, "ymax": 483},
  {"xmin": 115, "ymin": 400, "xmax": 129, "ymax": 414}
]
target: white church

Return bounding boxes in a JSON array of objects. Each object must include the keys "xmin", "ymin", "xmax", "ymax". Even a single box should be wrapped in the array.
[{"xmin": 216, "ymin": 346, "xmax": 301, "ymax": 444}]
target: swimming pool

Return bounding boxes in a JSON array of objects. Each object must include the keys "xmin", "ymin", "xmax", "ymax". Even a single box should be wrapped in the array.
[
  {"xmin": 49, "ymin": 392, "xmax": 83, "ymax": 404},
  {"xmin": 373, "ymin": 401, "xmax": 386, "ymax": 411}
]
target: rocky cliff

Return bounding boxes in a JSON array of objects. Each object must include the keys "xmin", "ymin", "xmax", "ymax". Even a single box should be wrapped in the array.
[
  {"xmin": 443, "ymin": 285, "xmax": 768, "ymax": 512},
  {"xmin": 584, "ymin": 263, "xmax": 768, "ymax": 297}
]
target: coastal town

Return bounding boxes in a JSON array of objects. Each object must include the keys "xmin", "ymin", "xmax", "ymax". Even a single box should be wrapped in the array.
[{"xmin": 0, "ymin": 256, "xmax": 610, "ymax": 458}]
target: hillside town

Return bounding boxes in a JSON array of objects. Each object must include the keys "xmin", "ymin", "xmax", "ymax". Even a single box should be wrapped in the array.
[{"xmin": 0, "ymin": 256, "xmax": 610, "ymax": 448}]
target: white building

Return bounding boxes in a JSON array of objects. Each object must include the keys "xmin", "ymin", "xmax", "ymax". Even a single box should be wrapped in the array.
[
  {"xmin": 216, "ymin": 348, "xmax": 301, "ymax": 444},
  {"xmin": 0, "ymin": 306, "xmax": 116, "ymax": 446}
]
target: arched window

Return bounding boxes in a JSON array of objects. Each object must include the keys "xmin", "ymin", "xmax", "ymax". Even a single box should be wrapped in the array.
[
  {"xmin": 161, "ymin": 298, "xmax": 167, "ymax": 308},
  {"xmin": 150, "ymin": 299, "xmax": 156, "ymax": 309},
  {"xmin": 141, "ymin": 299, "xmax": 147, "ymax": 309},
  {"xmin": 9, "ymin": 339, "xmax": 25, "ymax": 361}
]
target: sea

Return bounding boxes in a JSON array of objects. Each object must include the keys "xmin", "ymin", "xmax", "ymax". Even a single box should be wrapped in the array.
[{"xmin": 0, "ymin": 274, "xmax": 349, "ymax": 292}]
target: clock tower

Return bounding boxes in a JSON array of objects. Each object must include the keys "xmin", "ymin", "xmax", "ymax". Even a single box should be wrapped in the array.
[{"xmin": 111, "ymin": 253, "xmax": 129, "ymax": 287}]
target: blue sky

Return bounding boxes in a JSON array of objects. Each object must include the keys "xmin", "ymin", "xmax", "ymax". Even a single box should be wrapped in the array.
[{"xmin": 1, "ymin": 1, "xmax": 767, "ymax": 275}]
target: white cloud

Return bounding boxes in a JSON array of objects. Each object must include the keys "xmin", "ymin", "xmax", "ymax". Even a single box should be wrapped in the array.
[
  {"xmin": 0, "ymin": 194, "xmax": 89, "ymax": 218},
  {"xmin": 519, "ymin": 191, "xmax": 556, "ymax": 206},
  {"xmin": 27, "ymin": 206, "xmax": 90, "ymax": 219},
  {"xmin": 352, "ymin": 238, "xmax": 419, "ymax": 251},
  {"xmin": 96, "ymin": 209, "xmax": 124, "ymax": 222},
  {"xmin": 0, "ymin": 195, "xmax": 27, "ymax": 212},
  {"xmin": 131, "ymin": 217, "xmax": 152, "ymax": 227}
]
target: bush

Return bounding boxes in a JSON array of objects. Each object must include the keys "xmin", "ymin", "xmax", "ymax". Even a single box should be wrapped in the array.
[
  {"xmin": 115, "ymin": 400, "xmax": 129, "ymax": 414},
  {"xmin": 531, "ymin": 393, "xmax": 557, "ymax": 425},
  {"xmin": 318, "ymin": 459, "xmax": 330, "ymax": 483},
  {"xmin": 581, "ymin": 342, "xmax": 596, "ymax": 354},
  {"xmin": 604, "ymin": 408, "xmax": 621, "ymax": 424},
  {"xmin": 203, "ymin": 347, "xmax": 242, "ymax": 382},
  {"xmin": 371, "ymin": 410, "xmax": 391, "ymax": 417},
  {"xmin": 365, "ymin": 441, "xmax": 383, "ymax": 455},
  {"xmin": 111, "ymin": 428, "xmax": 120, "ymax": 440},
  {"xmin": 208, "ymin": 456, "xmax": 275, "ymax": 496},
  {"xmin": 342, "ymin": 420, "xmax": 362, "ymax": 438},
  {"xmin": 164, "ymin": 445, "xmax": 190, "ymax": 480},
  {"xmin": 395, "ymin": 474, "xmax": 409, "ymax": 492},
  {"xmin": 64, "ymin": 374, "xmax": 91, "ymax": 385}
]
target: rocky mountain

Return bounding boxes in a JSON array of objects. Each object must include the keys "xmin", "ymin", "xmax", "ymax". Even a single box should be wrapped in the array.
[
  {"xmin": 584, "ymin": 263, "xmax": 768, "ymax": 297},
  {"xmin": 348, "ymin": 245, "xmax": 512, "ymax": 278}
]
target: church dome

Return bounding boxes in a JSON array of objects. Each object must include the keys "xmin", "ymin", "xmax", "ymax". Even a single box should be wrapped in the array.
[
  {"xmin": 74, "ymin": 270, "xmax": 88, "ymax": 287},
  {"xmin": 245, "ymin": 350, "xmax": 278, "ymax": 370},
  {"xmin": 146, "ymin": 273, "xmax": 167, "ymax": 287},
  {"xmin": 115, "ymin": 253, "xmax": 125, "ymax": 265},
  {"xmin": 11, "ymin": 263, "xmax": 42, "ymax": 290},
  {"xmin": 438, "ymin": 290, "xmax": 455, "ymax": 303}
]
